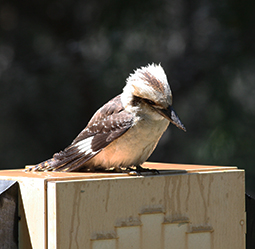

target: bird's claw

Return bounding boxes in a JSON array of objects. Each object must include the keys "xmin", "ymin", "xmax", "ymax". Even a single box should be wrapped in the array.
[{"xmin": 125, "ymin": 165, "xmax": 160, "ymax": 175}]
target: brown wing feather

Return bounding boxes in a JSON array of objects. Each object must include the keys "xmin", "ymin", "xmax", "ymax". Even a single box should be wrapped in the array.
[
  {"xmin": 31, "ymin": 95, "xmax": 134, "ymax": 172},
  {"xmin": 72, "ymin": 95, "xmax": 125, "ymax": 144}
]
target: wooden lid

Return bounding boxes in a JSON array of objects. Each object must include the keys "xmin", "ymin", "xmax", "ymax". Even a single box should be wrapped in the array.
[{"xmin": 0, "ymin": 162, "xmax": 239, "ymax": 182}]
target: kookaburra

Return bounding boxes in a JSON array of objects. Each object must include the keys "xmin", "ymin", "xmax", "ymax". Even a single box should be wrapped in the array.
[{"xmin": 28, "ymin": 63, "xmax": 186, "ymax": 172}]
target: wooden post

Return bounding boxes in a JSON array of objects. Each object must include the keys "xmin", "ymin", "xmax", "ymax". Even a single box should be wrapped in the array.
[{"xmin": 0, "ymin": 162, "xmax": 246, "ymax": 249}]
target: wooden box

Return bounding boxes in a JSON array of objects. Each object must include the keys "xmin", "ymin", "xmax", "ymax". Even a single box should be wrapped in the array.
[{"xmin": 0, "ymin": 162, "xmax": 246, "ymax": 249}]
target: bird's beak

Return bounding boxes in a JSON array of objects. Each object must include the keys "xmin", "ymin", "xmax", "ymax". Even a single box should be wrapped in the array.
[{"xmin": 155, "ymin": 105, "xmax": 186, "ymax": 132}]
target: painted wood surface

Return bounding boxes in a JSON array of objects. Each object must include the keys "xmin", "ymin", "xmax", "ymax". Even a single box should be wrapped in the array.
[{"xmin": 0, "ymin": 163, "xmax": 245, "ymax": 249}]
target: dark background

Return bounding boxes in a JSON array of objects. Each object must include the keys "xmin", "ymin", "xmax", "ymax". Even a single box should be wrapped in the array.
[{"xmin": 0, "ymin": 0, "xmax": 255, "ymax": 194}]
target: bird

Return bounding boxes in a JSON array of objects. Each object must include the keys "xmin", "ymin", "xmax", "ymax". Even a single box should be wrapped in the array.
[{"xmin": 27, "ymin": 63, "xmax": 186, "ymax": 173}]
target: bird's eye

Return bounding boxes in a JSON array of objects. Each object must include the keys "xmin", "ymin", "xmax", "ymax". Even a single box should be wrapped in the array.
[{"xmin": 145, "ymin": 99, "xmax": 156, "ymax": 105}]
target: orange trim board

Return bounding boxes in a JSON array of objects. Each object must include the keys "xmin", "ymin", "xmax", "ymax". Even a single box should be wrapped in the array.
[
  {"xmin": 143, "ymin": 162, "xmax": 238, "ymax": 172},
  {"xmin": 0, "ymin": 162, "xmax": 239, "ymax": 181}
]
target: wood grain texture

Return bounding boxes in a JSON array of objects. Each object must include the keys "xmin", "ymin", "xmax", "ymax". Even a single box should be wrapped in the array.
[
  {"xmin": 0, "ymin": 163, "xmax": 245, "ymax": 249},
  {"xmin": 47, "ymin": 169, "xmax": 245, "ymax": 249}
]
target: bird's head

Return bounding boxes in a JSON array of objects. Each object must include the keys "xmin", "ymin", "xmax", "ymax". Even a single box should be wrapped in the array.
[{"xmin": 122, "ymin": 63, "xmax": 186, "ymax": 132}]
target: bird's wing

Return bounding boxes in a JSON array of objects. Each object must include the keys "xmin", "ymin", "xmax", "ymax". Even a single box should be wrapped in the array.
[
  {"xmin": 69, "ymin": 94, "xmax": 133, "ymax": 151},
  {"xmin": 72, "ymin": 94, "xmax": 130, "ymax": 145},
  {"xmin": 34, "ymin": 95, "xmax": 134, "ymax": 172}
]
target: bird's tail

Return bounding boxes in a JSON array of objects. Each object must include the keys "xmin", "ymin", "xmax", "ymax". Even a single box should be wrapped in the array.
[
  {"xmin": 25, "ymin": 157, "xmax": 62, "ymax": 172},
  {"xmin": 25, "ymin": 148, "xmax": 95, "ymax": 172}
]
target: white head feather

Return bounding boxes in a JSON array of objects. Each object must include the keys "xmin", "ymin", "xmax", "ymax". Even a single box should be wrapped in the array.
[{"xmin": 121, "ymin": 63, "xmax": 173, "ymax": 110}]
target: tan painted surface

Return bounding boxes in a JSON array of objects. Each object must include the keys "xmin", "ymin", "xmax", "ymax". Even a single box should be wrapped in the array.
[{"xmin": 0, "ymin": 163, "xmax": 245, "ymax": 249}]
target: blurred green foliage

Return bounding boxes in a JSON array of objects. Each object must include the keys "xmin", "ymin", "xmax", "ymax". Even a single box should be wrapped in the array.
[{"xmin": 0, "ymin": 0, "xmax": 255, "ymax": 193}]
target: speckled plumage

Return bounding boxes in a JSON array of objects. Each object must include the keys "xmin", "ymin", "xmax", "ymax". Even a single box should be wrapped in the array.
[{"xmin": 28, "ymin": 63, "xmax": 185, "ymax": 172}]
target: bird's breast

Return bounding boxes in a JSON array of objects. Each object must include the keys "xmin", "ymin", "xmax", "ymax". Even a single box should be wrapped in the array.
[{"xmin": 90, "ymin": 117, "xmax": 170, "ymax": 169}]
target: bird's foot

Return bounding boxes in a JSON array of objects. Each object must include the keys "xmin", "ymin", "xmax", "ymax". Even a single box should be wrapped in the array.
[
  {"xmin": 125, "ymin": 165, "xmax": 160, "ymax": 175},
  {"xmin": 136, "ymin": 165, "xmax": 160, "ymax": 174}
]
